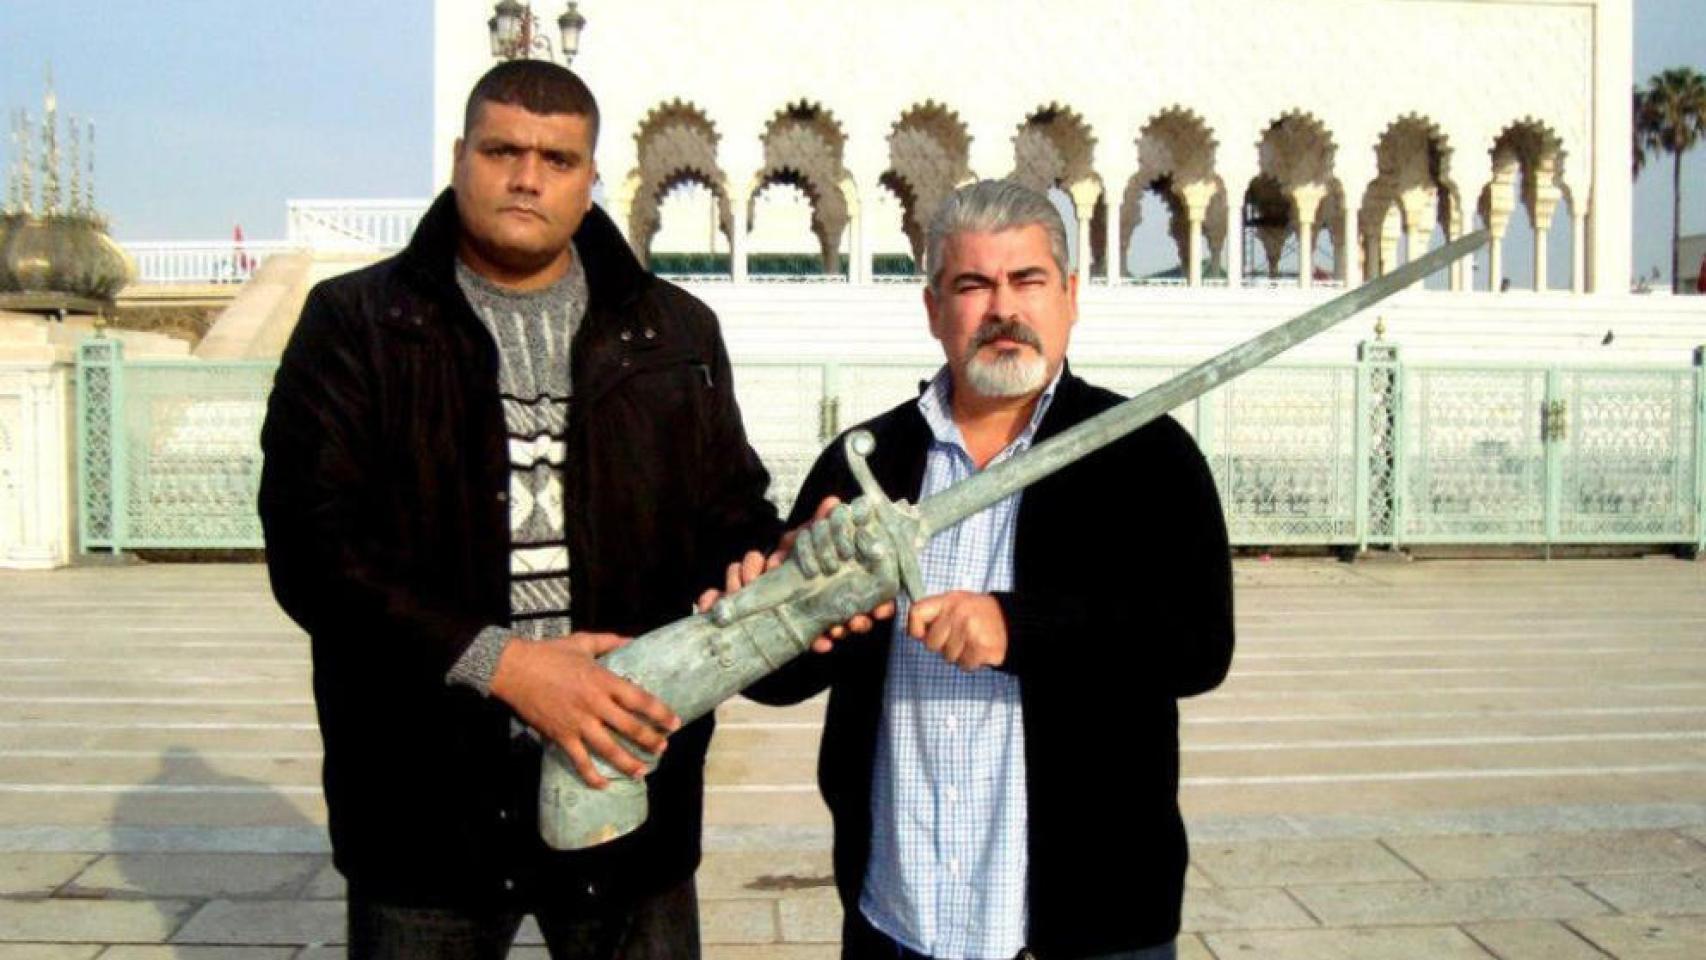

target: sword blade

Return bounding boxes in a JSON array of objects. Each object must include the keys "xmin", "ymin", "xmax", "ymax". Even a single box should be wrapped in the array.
[{"xmin": 916, "ymin": 230, "xmax": 1487, "ymax": 537}]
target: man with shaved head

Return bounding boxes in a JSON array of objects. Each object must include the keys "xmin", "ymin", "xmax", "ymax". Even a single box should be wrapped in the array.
[{"xmin": 262, "ymin": 60, "xmax": 779, "ymax": 959}]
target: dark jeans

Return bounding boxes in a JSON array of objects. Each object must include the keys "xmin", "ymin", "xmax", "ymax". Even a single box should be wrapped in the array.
[
  {"xmin": 842, "ymin": 907, "xmax": 1176, "ymax": 960},
  {"xmin": 347, "ymin": 876, "xmax": 699, "ymax": 960}
]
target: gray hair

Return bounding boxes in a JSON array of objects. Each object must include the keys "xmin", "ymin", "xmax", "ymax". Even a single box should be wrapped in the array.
[{"xmin": 924, "ymin": 179, "xmax": 1072, "ymax": 295}]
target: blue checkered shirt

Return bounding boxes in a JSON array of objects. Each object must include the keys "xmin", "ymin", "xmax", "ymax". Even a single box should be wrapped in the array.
[{"xmin": 859, "ymin": 364, "xmax": 1061, "ymax": 959}]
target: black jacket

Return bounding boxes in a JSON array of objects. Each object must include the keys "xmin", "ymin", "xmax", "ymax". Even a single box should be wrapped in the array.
[
  {"xmin": 259, "ymin": 190, "xmax": 780, "ymax": 908},
  {"xmin": 745, "ymin": 369, "xmax": 1234, "ymax": 957}
]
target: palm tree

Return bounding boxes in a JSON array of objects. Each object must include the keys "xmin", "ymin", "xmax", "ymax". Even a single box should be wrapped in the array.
[{"xmin": 1634, "ymin": 68, "xmax": 1706, "ymax": 293}]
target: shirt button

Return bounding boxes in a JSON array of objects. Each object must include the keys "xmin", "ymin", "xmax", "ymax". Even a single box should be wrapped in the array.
[
  {"xmin": 619, "ymin": 329, "xmax": 633, "ymax": 342},
  {"xmin": 503, "ymin": 878, "xmax": 515, "ymax": 891},
  {"xmin": 497, "ymin": 808, "xmax": 508, "ymax": 820},
  {"xmin": 496, "ymin": 492, "xmax": 508, "ymax": 503},
  {"xmin": 944, "ymin": 715, "xmax": 959, "ymax": 732},
  {"xmin": 944, "ymin": 785, "xmax": 959, "ymax": 803}
]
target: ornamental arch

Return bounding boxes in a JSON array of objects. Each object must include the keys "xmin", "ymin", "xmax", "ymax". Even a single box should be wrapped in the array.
[
  {"xmin": 1361, "ymin": 115, "xmax": 1462, "ymax": 288},
  {"xmin": 1243, "ymin": 174, "xmax": 1295, "ymax": 279},
  {"xmin": 749, "ymin": 101, "xmax": 852, "ymax": 275},
  {"xmin": 626, "ymin": 100, "xmax": 732, "ymax": 270},
  {"xmin": 1012, "ymin": 104, "xmax": 1100, "ymax": 280},
  {"xmin": 1120, "ymin": 107, "xmax": 1223, "ymax": 285},
  {"xmin": 1250, "ymin": 111, "xmax": 1341, "ymax": 287},
  {"xmin": 1481, "ymin": 118, "xmax": 1572, "ymax": 291},
  {"xmin": 882, "ymin": 102, "xmax": 972, "ymax": 269}
]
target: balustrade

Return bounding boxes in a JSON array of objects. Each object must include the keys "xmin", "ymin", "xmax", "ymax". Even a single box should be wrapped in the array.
[
  {"xmin": 285, "ymin": 199, "xmax": 429, "ymax": 250},
  {"xmin": 123, "ymin": 241, "xmax": 301, "ymax": 285},
  {"xmin": 74, "ymin": 340, "xmax": 1706, "ymax": 554}
]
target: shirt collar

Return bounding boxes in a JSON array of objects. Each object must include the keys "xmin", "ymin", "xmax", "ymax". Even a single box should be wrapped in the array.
[{"xmin": 917, "ymin": 363, "xmax": 1065, "ymax": 456}]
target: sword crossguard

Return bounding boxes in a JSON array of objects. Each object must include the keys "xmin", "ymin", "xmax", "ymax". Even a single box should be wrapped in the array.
[
  {"xmin": 842, "ymin": 430, "xmax": 927, "ymax": 601},
  {"xmin": 708, "ymin": 430, "xmax": 925, "ymax": 629}
]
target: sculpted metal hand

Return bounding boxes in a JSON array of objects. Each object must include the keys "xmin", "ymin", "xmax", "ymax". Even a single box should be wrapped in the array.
[
  {"xmin": 539, "ymin": 432, "xmax": 916, "ymax": 849},
  {"xmin": 539, "ymin": 231, "xmax": 1488, "ymax": 850}
]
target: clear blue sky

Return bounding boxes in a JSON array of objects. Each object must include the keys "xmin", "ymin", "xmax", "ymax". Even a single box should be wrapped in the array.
[
  {"xmin": 0, "ymin": 1, "xmax": 431, "ymax": 241},
  {"xmin": 1, "ymin": 1, "xmax": 1701, "ymax": 284}
]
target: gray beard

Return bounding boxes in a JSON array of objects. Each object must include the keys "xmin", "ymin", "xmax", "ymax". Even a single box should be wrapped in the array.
[{"xmin": 964, "ymin": 349, "xmax": 1048, "ymax": 399}]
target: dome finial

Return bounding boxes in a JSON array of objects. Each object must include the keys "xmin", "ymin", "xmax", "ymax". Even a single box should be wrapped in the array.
[{"xmin": 40, "ymin": 64, "xmax": 61, "ymax": 215}]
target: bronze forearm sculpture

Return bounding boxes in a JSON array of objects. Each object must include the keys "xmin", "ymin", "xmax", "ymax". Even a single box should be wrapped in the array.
[{"xmin": 540, "ymin": 231, "xmax": 1488, "ymax": 850}]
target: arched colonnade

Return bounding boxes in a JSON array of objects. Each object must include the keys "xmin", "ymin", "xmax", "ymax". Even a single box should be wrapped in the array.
[{"xmin": 611, "ymin": 99, "xmax": 1585, "ymax": 293}]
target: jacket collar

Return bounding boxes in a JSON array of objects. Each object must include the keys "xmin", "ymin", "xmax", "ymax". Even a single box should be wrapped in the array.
[
  {"xmin": 399, "ymin": 187, "xmax": 650, "ymax": 313},
  {"xmin": 1031, "ymin": 360, "xmax": 1091, "ymax": 444}
]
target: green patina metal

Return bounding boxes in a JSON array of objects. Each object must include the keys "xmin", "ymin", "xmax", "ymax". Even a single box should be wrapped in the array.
[
  {"xmin": 71, "ymin": 310, "xmax": 1701, "ymax": 560},
  {"xmin": 1697, "ymin": 346, "xmax": 1706, "ymax": 557},
  {"xmin": 75, "ymin": 340, "xmax": 275, "ymax": 551},
  {"xmin": 75, "ymin": 336, "xmax": 122, "ymax": 550},
  {"xmin": 1391, "ymin": 361, "xmax": 1701, "ymax": 546},
  {"xmin": 538, "ymin": 231, "xmax": 1490, "ymax": 849}
]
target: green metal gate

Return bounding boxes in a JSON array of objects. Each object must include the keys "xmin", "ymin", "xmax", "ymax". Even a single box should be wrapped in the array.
[
  {"xmin": 75, "ymin": 337, "xmax": 1706, "ymax": 555},
  {"xmin": 77, "ymin": 338, "xmax": 276, "ymax": 550},
  {"xmin": 1393, "ymin": 362, "xmax": 1702, "ymax": 547}
]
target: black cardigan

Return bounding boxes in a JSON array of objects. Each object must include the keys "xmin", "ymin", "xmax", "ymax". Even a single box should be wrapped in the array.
[{"xmin": 746, "ymin": 368, "xmax": 1234, "ymax": 956}]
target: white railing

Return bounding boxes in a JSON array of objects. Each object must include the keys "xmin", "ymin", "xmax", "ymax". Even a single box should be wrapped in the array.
[
  {"xmin": 657, "ymin": 273, "xmax": 862, "ymax": 284},
  {"xmin": 286, "ymin": 199, "xmax": 428, "ymax": 251},
  {"xmin": 1111, "ymin": 276, "xmax": 1349, "ymax": 290},
  {"xmin": 657, "ymin": 273, "xmax": 733, "ymax": 284},
  {"xmin": 123, "ymin": 240, "xmax": 303, "ymax": 285},
  {"xmin": 748, "ymin": 274, "xmax": 850, "ymax": 284},
  {"xmin": 1239, "ymin": 277, "xmax": 1348, "ymax": 290}
]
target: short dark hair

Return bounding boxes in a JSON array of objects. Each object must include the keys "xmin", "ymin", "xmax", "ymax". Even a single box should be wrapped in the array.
[{"xmin": 463, "ymin": 60, "xmax": 600, "ymax": 149}]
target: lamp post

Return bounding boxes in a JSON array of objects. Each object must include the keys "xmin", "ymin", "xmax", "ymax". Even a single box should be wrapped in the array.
[{"xmin": 488, "ymin": 1, "xmax": 586, "ymax": 66}]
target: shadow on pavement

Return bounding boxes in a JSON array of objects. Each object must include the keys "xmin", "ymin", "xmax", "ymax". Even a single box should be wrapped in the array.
[{"xmin": 64, "ymin": 744, "xmax": 340, "ymax": 947}]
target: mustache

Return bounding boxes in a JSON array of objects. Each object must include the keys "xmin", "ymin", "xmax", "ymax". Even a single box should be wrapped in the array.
[{"xmin": 972, "ymin": 320, "xmax": 1042, "ymax": 351}]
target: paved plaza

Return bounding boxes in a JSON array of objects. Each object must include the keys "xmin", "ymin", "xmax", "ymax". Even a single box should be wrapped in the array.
[{"xmin": 0, "ymin": 557, "xmax": 1700, "ymax": 958}]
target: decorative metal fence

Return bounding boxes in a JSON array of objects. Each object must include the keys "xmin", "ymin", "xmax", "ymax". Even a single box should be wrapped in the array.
[
  {"xmin": 75, "ymin": 338, "xmax": 1706, "ymax": 555},
  {"xmin": 284, "ymin": 199, "xmax": 428, "ymax": 251},
  {"xmin": 124, "ymin": 240, "xmax": 303, "ymax": 285},
  {"xmin": 1397, "ymin": 361, "xmax": 1702, "ymax": 545},
  {"xmin": 77, "ymin": 340, "xmax": 276, "ymax": 550}
]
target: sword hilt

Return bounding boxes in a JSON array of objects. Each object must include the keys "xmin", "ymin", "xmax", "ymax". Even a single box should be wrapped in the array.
[
  {"xmin": 843, "ymin": 430, "xmax": 927, "ymax": 601},
  {"xmin": 710, "ymin": 431, "xmax": 926, "ymax": 628}
]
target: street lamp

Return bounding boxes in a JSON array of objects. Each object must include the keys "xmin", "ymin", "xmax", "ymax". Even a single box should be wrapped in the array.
[{"xmin": 488, "ymin": 1, "xmax": 587, "ymax": 66}]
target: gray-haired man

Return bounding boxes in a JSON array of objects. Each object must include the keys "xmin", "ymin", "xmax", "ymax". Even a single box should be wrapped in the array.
[{"xmin": 744, "ymin": 179, "xmax": 1235, "ymax": 959}]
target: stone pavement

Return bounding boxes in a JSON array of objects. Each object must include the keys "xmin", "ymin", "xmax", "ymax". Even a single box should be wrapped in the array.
[{"xmin": 0, "ymin": 557, "xmax": 1700, "ymax": 958}]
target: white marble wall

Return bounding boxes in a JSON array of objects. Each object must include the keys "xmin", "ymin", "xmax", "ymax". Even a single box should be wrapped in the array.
[
  {"xmin": 432, "ymin": 0, "xmax": 1630, "ymax": 290},
  {"xmin": 0, "ymin": 360, "xmax": 73, "ymax": 570}
]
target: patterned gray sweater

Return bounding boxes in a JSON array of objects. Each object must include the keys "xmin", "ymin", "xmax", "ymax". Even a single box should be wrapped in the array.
[{"xmin": 445, "ymin": 250, "xmax": 587, "ymax": 694}]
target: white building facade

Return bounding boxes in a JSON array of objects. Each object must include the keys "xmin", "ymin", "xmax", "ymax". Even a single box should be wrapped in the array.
[{"xmin": 433, "ymin": 0, "xmax": 1632, "ymax": 293}]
